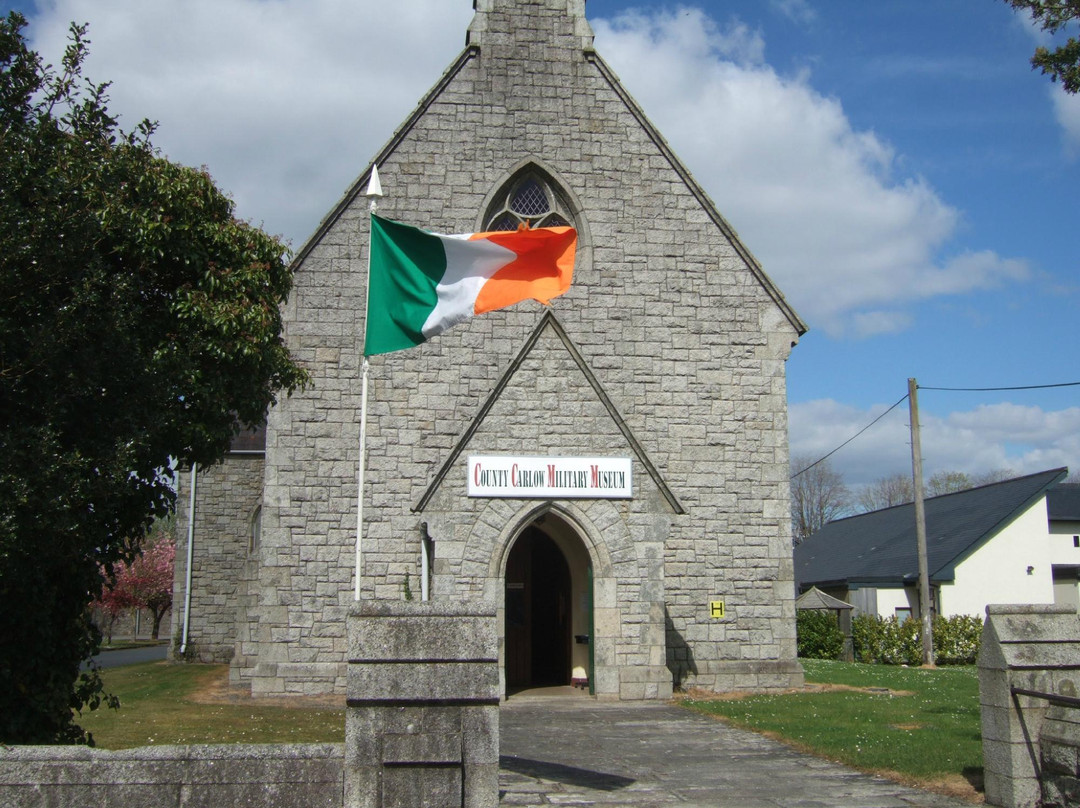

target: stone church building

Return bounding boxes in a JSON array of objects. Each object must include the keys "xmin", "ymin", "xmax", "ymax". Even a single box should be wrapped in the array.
[{"xmin": 171, "ymin": 0, "xmax": 807, "ymax": 701}]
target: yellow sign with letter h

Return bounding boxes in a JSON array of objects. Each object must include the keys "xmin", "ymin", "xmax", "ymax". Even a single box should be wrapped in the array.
[{"xmin": 709, "ymin": 600, "xmax": 725, "ymax": 619}]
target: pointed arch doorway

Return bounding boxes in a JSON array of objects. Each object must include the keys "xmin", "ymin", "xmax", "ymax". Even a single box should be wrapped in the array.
[{"xmin": 504, "ymin": 516, "xmax": 593, "ymax": 695}]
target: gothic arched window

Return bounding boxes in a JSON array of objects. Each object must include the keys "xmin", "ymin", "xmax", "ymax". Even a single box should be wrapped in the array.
[{"xmin": 484, "ymin": 172, "xmax": 574, "ymax": 231}]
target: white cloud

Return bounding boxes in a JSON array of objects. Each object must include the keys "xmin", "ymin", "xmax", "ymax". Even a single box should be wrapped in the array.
[
  {"xmin": 789, "ymin": 398, "xmax": 912, "ymax": 485},
  {"xmin": 24, "ymin": 1, "xmax": 1032, "ymax": 332},
  {"xmin": 26, "ymin": 0, "xmax": 473, "ymax": 246},
  {"xmin": 769, "ymin": 0, "xmax": 816, "ymax": 27},
  {"xmin": 790, "ymin": 398, "xmax": 1079, "ymax": 487},
  {"xmin": 849, "ymin": 310, "xmax": 913, "ymax": 339},
  {"xmin": 592, "ymin": 7, "xmax": 1029, "ymax": 336},
  {"xmin": 600, "ymin": 7, "xmax": 766, "ymax": 66},
  {"xmin": 1052, "ymin": 88, "xmax": 1080, "ymax": 153},
  {"xmin": 1004, "ymin": 5, "xmax": 1080, "ymax": 151}
]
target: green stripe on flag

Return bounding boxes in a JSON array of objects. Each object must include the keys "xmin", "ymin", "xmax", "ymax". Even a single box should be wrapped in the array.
[{"xmin": 364, "ymin": 215, "xmax": 448, "ymax": 356}]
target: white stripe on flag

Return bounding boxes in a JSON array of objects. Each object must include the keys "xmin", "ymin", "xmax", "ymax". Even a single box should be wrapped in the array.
[{"xmin": 421, "ymin": 235, "xmax": 515, "ymax": 339}]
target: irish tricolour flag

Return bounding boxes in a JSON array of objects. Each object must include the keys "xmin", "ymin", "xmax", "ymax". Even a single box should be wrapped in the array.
[{"xmin": 363, "ymin": 214, "xmax": 577, "ymax": 356}]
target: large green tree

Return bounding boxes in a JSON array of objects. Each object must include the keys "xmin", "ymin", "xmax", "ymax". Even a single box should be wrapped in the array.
[
  {"xmin": 0, "ymin": 13, "xmax": 306, "ymax": 743},
  {"xmin": 1005, "ymin": 0, "xmax": 1080, "ymax": 93}
]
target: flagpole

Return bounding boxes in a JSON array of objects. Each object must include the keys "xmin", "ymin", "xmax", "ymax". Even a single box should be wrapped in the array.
[{"xmin": 356, "ymin": 164, "xmax": 383, "ymax": 601}]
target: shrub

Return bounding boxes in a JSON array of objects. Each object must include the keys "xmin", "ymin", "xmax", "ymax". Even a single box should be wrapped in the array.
[
  {"xmin": 852, "ymin": 613, "xmax": 982, "ymax": 665},
  {"xmin": 852, "ymin": 612, "xmax": 884, "ymax": 663},
  {"xmin": 852, "ymin": 613, "xmax": 919, "ymax": 665},
  {"xmin": 932, "ymin": 614, "xmax": 983, "ymax": 665},
  {"xmin": 796, "ymin": 609, "xmax": 844, "ymax": 660}
]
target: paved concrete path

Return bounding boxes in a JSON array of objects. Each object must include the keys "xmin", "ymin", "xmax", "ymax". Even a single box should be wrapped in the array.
[
  {"xmin": 499, "ymin": 696, "xmax": 974, "ymax": 807},
  {"xmin": 87, "ymin": 643, "xmax": 168, "ymax": 669}
]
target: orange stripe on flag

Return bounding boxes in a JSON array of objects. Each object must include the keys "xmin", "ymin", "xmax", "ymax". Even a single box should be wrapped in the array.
[{"xmin": 471, "ymin": 226, "xmax": 577, "ymax": 315}]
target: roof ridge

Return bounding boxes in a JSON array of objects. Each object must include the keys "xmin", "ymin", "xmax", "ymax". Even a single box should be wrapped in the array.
[
  {"xmin": 826, "ymin": 467, "xmax": 1070, "ymax": 525},
  {"xmin": 924, "ymin": 466, "xmax": 1068, "ymax": 502},
  {"xmin": 797, "ymin": 467, "xmax": 1068, "ymax": 590},
  {"xmin": 413, "ymin": 310, "xmax": 684, "ymax": 514}
]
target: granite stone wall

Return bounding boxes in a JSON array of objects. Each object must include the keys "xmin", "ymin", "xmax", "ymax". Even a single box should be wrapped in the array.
[
  {"xmin": 230, "ymin": 0, "xmax": 804, "ymax": 697},
  {"xmin": 171, "ymin": 455, "xmax": 263, "ymax": 664},
  {"xmin": 1040, "ymin": 698, "xmax": 1080, "ymax": 808},
  {"xmin": 0, "ymin": 744, "xmax": 344, "ymax": 808}
]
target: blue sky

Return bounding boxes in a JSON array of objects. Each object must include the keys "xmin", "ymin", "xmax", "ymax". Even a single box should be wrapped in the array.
[{"xmin": 5, "ymin": 0, "xmax": 1078, "ymax": 492}]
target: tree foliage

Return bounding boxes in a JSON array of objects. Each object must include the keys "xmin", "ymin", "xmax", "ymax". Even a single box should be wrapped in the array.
[
  {"xmin": 127, "ymin": 533, "xmax": 176, "ymax": 641},
  {"xmin": 855, "ymin": 472, "xmax": 914, "ymax": 512},
  {"xmin": 1006, "ymin": 0, "xmax": 1080, "ymax": 93},
  {"xmin": 856, "ymin": 468, "xmax": 1017, "ymax": 513},
  {"xmin": 0, "ymin": 13, "xmax": 306, "ymax": 743},
  {"xmin": 790, "ymin": 455, "xmax": 849, "ymax": 544},
  {"xmin": 93, "ymin": 521, "xmax": 176, "ymax": 642},
  {"xmin": 925, "ymin": 470, "xmax": 973, "ymax": 498}
]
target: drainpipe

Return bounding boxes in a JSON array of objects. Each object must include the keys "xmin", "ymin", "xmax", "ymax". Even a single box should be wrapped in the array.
[{"xmin": 180, "ymin": 462, "xmax": 197, "ymax": 656}]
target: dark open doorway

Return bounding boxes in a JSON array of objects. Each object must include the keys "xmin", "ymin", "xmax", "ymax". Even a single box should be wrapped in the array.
[{"xmin": 505, "ymin": 526, "xmax": 572, "ymax": 690}]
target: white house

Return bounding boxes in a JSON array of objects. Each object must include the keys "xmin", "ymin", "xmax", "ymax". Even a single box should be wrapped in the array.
[
  {"xmin": 794, "ymin": 468, "xmax": 1076, "ymax": 619},
  {"xmin": 1048, "ymin": 482, "xmax": 1080, "ymax": 611}
]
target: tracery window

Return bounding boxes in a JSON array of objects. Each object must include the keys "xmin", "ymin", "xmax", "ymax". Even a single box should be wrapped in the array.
[{"xmin": 484, "ymin": 172, "xmax": 574, "ymax": 231}]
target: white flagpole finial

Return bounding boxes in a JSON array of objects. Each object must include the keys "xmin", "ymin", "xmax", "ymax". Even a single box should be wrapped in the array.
[{"xmin": 366, "ymin": 164, "xmax": 383, "ymax": 198}]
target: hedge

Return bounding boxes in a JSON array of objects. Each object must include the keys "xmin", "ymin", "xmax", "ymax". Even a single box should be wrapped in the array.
[
  {"xmin": 795, "ymin": 610, "xmax": 845, "ymax": 660},
  {"xmin": 850, "ymin": 613, "xmax": 982, "ymax": 665}
]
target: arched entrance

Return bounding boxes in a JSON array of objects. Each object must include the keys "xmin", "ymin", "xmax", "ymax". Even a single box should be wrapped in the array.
[{"xmin": 504, "ymin": 517, "xmax": 593, "ymax": 694}]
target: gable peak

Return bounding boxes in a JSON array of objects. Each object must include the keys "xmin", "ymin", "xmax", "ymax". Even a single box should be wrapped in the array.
[{"xmin": 468, "ymin": 0, "xmax": 594, "ymax": 51}]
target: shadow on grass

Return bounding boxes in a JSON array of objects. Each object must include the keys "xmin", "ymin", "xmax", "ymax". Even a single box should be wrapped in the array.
[
  {"xmin": 962, "ymin": 765, "xmax": 984, "ymax": 794},
  {"xmin": 499, "ymin": 755, "xmax": 635, "ymax": 791}
]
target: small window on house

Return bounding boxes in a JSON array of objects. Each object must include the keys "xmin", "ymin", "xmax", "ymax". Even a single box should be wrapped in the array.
[
  {"xmin": 249, "ymin": 506, "xmax": 262, "ymax": 556},
  {"xmin": 1073, "ymin": 535, "xmax": 1079, "ymax": 548},
  {"xmin": 483, "ymin": 171, "xmax": 574, "ymax": 232},
  {"xmin": 895, "ymin": 608, "xmax": 912, "ymax": 624}
]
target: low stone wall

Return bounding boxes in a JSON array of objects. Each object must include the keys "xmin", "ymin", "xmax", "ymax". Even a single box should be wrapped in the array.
[
  {"xmin": 0, "ymin": 743, "xmax": 344, "ymax": 808},
  {"xmin": 0, "ymin": 603, "xmax": 500, "ymax": 808}
]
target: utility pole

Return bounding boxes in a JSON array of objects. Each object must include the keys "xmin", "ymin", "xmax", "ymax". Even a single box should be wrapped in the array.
[{"xmin": 908, "ymin": 378, "xmax": 934, "ymax": 667}]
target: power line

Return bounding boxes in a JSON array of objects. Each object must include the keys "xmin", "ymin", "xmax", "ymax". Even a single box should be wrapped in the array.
[
  {"xmin": 790, "ymin": 394, "xmax": 909, "ymax": 480},
  {"xmin": 790, "ymin": 377, "xmax": 1079, "ymax": 482},
  {"xmin": 919, "ymin": 381, "xmax": 1080, "ymax": 392}
]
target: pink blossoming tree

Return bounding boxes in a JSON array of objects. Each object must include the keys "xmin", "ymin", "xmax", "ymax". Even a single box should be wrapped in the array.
[{"xmin": 94, "ymin": 524, "xmax": 175, "ymax": 641}]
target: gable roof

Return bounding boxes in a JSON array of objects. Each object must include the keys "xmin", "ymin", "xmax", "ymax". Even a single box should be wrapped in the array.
[
  {"xmin": 1048, "ymin": 483, "xmax": 1080, "ymax": 521},
  {"xmin": 290, "ymin": 7, "xmax": 806, "ymax": 337},
  {"xmin": 794, "ymin": 468, "xmax": 1068, "ymax": 589},
  {"xmin": 582, "ymin": 52, "xmax": 805, "ymax": 336},
  {"xmin": 414, "ymin": 310, "xmax": 684, "ymax": 514},
  {"xmin": 795, "ymin": 586, "xmax": 853, "ymax": 611}
]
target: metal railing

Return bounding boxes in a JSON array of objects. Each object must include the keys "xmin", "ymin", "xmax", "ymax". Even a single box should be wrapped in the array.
[{"xmin": 1011, "ymin": 686, "xmax": 1080, "ymax": 709}]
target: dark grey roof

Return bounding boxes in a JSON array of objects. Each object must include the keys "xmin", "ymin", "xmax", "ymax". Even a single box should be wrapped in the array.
[
  {"xmin": 1048, "ymin": 483, "xmax": 1080, "ymax": 521},
  {"xmin": 794, "ymin": 468, "xmax": 1067, "ymax": 590}
]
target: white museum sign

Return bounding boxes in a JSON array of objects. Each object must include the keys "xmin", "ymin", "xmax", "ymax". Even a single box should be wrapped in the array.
[{"xmin": 467, "ymin": 455, "xmax": 632, "ymax": 499}]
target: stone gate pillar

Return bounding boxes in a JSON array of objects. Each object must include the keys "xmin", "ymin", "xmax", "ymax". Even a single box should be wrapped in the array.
[
  {"xmin": 978, "ymin": 604, "xmax": 1080, "ymax": 808},
  {"xmin": 345, "ymin": 600, "xmax": 499, "ymax": 808}
]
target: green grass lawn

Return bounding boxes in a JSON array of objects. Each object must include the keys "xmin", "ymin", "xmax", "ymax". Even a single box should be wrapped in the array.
[
  {"xmin": 681, "ymin": 659, "xmax": 982, "ymax": 799},
  {"xmin": 80, "ymin": 662, "xmax": 344, "ymax": 749},
  {"xmin": 82, "ymin": 658, "xmax": 982, "ymax": 800}
]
